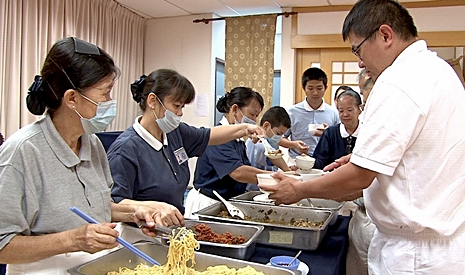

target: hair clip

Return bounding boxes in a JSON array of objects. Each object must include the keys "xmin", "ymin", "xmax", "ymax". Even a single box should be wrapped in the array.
[
  {"xmin": 28, "ymin": 75, "xmax": 43, "ymax": 94},
  {"xmin": 130, "ymin": 75, "xmax": 147, "ymax": 103},
  {"xmin": 72, "ymin": 37, "xmax": 100, "ymax": 55}
]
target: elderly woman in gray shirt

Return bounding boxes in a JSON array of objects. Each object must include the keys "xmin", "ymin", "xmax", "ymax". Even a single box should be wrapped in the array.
[{"xmin": 0, "ymin": 38, "xmax": 158, "ymax": 275}]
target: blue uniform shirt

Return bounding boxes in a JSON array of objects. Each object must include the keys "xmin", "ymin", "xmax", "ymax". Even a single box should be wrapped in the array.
[
  {"xmin": 284, "ymin": 99, "xmax": 339, "ymax": 158},
  {"xmin": 312, "ymin": 123, "xmax": 359, "ymax": 169},
  {"xmin": 193, "ymin": 117, "xmax": 251, "ymax": 200},
  {"xmin": 108, "ymin": 117, "xmax": 210, "ymax": 214}
]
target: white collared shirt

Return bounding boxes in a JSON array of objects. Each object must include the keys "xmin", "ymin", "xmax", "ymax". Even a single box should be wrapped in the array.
[{"xmin": 132, "ymin": 115, "xmax": 167, "ymax": 151}]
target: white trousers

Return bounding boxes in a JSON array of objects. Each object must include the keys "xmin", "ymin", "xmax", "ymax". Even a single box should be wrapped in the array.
[
  {"xmin": 368, "ymin": 227, "xmax": 465, "ymax": 275},
  {"xmin": 346, "ymin": 207, "xmax": 376, "ymax": 275}
]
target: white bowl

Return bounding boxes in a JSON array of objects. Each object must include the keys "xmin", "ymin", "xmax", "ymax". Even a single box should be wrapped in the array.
[
  {"xmin": 295, "ymin": 155, "xmax": 315, "ymax": 170},
  {"xmin": 264, "ymin": 151, "xmax": 284, "ymax": 159},
  {"xmin": 253, "ymin": 193, "xmax": 274, "ymax": 203},
  {"xmin": 256, "ymin": 173, "xmax": 302, "ymax": 194},
  {"xmin": 308, "ymin": 123, "xmax": 325, "ymax": 135},
  {"xmin": 300, "ymin": 169, "xmax": 326, "ymax": 181}
]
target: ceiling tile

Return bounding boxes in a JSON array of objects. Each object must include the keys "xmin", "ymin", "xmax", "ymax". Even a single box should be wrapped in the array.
[
  {"xmin": 276, "ymin": 0, "xmax": 329, "ymax": 8},
  {"xmin": 116, "ymin": 0, "xmax": 190, "ymax": 18}
]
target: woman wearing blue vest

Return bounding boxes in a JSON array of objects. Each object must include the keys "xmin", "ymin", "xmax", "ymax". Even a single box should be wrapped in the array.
[
  {"xmin": 184, "ymin": 87, "xmax": 272, "ymax": 218},
  {"xmin": 107, "ymin": 70, "xmax": 264, "ymax": 242},
  {"xmin": 312, "ymin": 88, "xmax": 362, "ymax": 169}
]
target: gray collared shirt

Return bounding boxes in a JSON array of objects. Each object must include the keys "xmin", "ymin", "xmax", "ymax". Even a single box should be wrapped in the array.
[{"xmin": 0, "ymin": 113, "xmax": 113, "ymax": 250}]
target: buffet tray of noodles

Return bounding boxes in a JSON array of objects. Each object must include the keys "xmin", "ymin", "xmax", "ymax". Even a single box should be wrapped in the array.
[
  {"xmin": 68, "ymin": 242, "xmax": 299, "ymax": 275},
  {"xmin": 230, "ymin": 191, "xmax": 344, "ymax": 225},
  {"xmin": 160, "ymin": 220, "xmax": 264, "ymax": 260},
  {"xmin": 193, "ymin": 201, "xmax": 334, "ymax": 250}
]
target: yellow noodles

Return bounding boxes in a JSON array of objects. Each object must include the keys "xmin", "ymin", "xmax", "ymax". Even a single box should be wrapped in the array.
[{"xmin": 107, "ymin": 227, "xmax": 264, "ymax": 275}]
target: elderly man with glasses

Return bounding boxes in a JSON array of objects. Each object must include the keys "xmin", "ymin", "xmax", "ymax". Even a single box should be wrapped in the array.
[{"xmin": 260, "ymin": 0, "xmax": 465, "ymax": 274}]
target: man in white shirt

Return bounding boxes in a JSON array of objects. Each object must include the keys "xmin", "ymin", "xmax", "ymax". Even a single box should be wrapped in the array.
[{"xmin": 260, "ymin": 0, "xmax": 465, "ymax": 274}]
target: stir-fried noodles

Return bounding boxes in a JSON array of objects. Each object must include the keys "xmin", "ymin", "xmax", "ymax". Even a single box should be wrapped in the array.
[{"xmin": 107, "ymin": 227, "xmax": 264, "ymax": 275}]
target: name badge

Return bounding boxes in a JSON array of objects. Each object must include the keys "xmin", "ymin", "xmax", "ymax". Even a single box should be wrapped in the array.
[{"xmin": 174, "ymin": 147, "xmax": 188, "ymax": 165}]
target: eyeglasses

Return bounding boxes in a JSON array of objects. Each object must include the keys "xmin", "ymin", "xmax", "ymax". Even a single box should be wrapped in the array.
[
  {"xmin": 346, "ymin": 136, "xmax": 354, "ymax": 154},
  {"xmin": 351, "ymin": 27, "xmax": 380, "ymax": 59}
]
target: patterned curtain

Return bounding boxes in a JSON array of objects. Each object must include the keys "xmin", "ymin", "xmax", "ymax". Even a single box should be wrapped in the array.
[{"xmin": 225, "ymin": 14, "xmax": 277, "ymax": 113}]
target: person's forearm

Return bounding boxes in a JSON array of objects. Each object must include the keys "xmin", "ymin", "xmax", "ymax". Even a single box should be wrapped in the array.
[
  {"xmin": 229, "ymin": 165, "xmax": 270, "ymax": 184},
  {"xmin": 111, "ymin": 202, "xmax": 137, "ymax": 222},
  {"xmin": 209, "ymin": 125, "xmax": 247, "ymax": 145},
  {"xmin": 269, "ymin": 157, "xmax": 290, "ymax": 172},
  {"xmin": 296, "ymin": 162, "xmax": 375, "ymax": 201},
  {"xmin": 278, "ymin": 138, "xmax": 293, "ymax": 149},
  {"xmin": 0, "ymin": 232, "xmax": 75, "ymax": 264}
]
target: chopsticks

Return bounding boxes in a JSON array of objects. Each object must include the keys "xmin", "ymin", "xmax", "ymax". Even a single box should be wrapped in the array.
[{"xmin": 70, "ymin": 207, "xmax": 161, "ymax": 266}]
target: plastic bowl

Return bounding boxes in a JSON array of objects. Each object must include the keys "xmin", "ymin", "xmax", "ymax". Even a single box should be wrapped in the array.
[
  {"xmin": 295, "ymin": 155, "xmax": 315, "ymax": 170},
  {"xmin": 257, "ymin": 173, "xmax": 302, "ymax": 194},
  {"xmin": 270, "ymin": 255, "xmax": 301, "ymax": 270},
  {"xmin": 256, "ymin": 174, "xmax": 278, "ymax": 194},
  {"xmin": 300, "ymin": 169, "xmax": 325, "ymax": 181},
  {"xmin": 308, "ymin": 123, "xmax": 324, "ymax": 135}
]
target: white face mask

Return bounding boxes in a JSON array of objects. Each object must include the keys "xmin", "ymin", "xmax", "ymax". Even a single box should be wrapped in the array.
[
  {"xmin": 152, "ymin": 96, "xmax": 182, "ymax": 133},
  {"xmin": 74, "ymin": 93, "xmax": 117, "ymax": 134}
]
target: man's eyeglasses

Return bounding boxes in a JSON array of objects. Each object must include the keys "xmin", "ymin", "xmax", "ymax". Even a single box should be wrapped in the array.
[{"xmin": 351, "ymin": 27, "xmax": 380, "ymax": 59}]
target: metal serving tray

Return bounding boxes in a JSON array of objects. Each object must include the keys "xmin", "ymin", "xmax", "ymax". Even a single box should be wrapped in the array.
[
  {"xmin": 193, "ymin": 201, "xmax": 334, "ymax": 250},
  {"xmin": 231, "ymin": 191, "xmax": 344, "ymax": 225},
  {"xmin": 68, "ymin": 243, "xmax": 299, "ymax": 275},
  {"xmin": 160, "ymin": 220, "xmax": 263, "ymax": 260}
]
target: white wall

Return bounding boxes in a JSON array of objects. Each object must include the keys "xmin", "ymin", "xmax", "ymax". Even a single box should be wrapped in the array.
[
  {"xmin": 145, "ymin": 14, "xmax": 214, "ymax": 128},
  {"xmin": 145, "ymin": 14, "xmax": 215, "ymax": 187}
]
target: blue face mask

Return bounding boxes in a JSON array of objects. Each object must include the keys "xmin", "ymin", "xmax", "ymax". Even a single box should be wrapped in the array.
[
  {"xmin": 74, "ymin": 93, "xmax": 117, "ymax": 134},
  {"xmin": 153, "ymin": 96, "xmax": 182, "ymax": 133},
  {"xmin": 238, "ymin": 109, "xmax": 256, "ymax": 125},
  {"xmin": 266, "ymin": 127, "xmax": 283, "ymax": 149}
]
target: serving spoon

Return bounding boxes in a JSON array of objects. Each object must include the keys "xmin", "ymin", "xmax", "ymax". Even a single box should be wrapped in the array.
[{"xmin": 213, "ymin": 190, "xmax": 245, "ymax": 219}]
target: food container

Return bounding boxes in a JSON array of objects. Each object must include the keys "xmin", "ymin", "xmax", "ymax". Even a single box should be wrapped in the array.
[
  {"xmin": 68, "ymin": 243, "xmax": 299, "ymax": 275},
  {"xmin": 160, "ymin": 220, "xmax": 263, "ymax": 260},
  {"xmin": 231, "ymin": 191, "xmax": 344, "ymax": 225},
  {"xmin": 193, "ymin": 201, "xmax": 334, "ymax": 250}
]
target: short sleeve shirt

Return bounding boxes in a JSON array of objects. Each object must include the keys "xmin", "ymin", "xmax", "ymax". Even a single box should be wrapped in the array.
[
  {"xmin": 285, "ymin": 99, "xmax": 339, "ymax": 158},
  {"xmin": 193, "ymin": 117, "xmax": 251, "ymax": 200},
  {"xmin": 108, "ymin": 118, "xmax": 210, "ymax": 214},
  {"xmin": 351, "ymin": 40, "xmax": 465, "ymax": 235},
  {"xmin": 0, "ymin": 114, "xmax": 113, "ymax": 250}
]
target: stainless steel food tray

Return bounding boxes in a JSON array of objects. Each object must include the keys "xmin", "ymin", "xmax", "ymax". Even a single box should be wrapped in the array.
[
  {"xmin": 193, "ymin": 201, "xmax": 334, "ymax": 250},
  {"xmin": 68, "ymin": 243, "xmax": 299, "ymax": 275},
  {"xmin": 231, "ymin": 191, "xmax": 344, "ymax": 225},
  {"xmin": 231, "ymin": 191, "xmax": 345, "ymax": 210},
  {"xmin": 160, "ymin": 219, "xmax": 263, "ymax": 260}
]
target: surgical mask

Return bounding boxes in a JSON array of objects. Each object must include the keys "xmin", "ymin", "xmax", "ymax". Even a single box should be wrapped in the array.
[
  {"xmin": 152, "ymin": 96, "xmax": 182, "ymax": 133},
  {"xmin": 266, "ymin": 128, "xmax": 283, "ymax": 149},
  {"xmin": 239, "ymin": 109, "xmax": 256, "ymax": 125},
  {"xmin": 74, "ymin": 94, "xmax": 117, "ymax": 134}
]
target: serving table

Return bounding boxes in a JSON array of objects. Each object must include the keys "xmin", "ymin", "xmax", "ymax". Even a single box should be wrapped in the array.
[{"xmin": 249, "ymin": 215, "xmax": 350, "ymax": 275}]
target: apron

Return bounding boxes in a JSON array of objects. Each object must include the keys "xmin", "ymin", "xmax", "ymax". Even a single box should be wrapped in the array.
[
  {"xmin": 183, "ymin": 188, "xmax": 218, "ymax": 220},
  {"xmin": 6, "ymin": 250, "xmax": 113, "ymax": 275}
]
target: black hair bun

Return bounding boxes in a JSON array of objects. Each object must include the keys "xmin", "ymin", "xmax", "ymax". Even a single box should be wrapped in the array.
[
  {"xmin": 130, "ymin": 75, "xmax": 147, "ymax": 103},
  {"xmin": 26, "ymin": 75, "xmax": 46, "ymax": 115}
]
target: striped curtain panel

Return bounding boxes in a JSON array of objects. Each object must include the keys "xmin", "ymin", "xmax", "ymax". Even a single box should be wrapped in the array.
[{"xmin": 225, "ymin": 14, "xmax": 277, "ymax": 113}]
